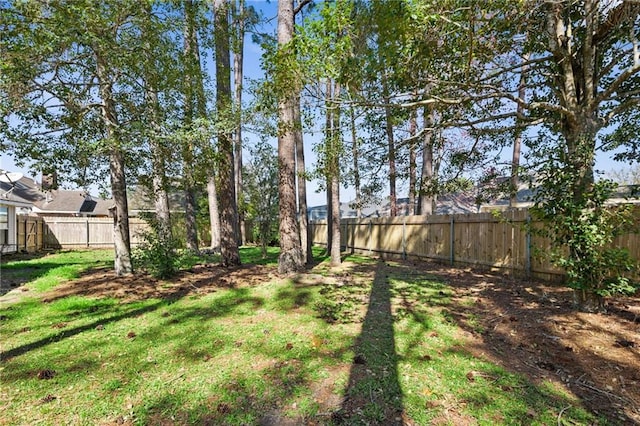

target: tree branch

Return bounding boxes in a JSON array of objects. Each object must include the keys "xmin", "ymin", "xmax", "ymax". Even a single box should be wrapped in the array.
[{"xmin": 293, "ymin": 0, "xmax": 311, "ymax": 16}]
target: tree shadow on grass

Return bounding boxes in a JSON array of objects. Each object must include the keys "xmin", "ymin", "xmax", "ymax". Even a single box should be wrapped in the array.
[
  {"xmin": 0, "ymin": 262, "xmax": 275, "ymax": 363},
  {"xmin": 333, "ymin": 260, "xmax": 405, "ymax": 425},
  {"xmin": 0, "ymin": 256, "xmax": 111, "ymax": 296},
  {"xmin": 0, "ymin": 300, "xmax": 165, "ymax": 362}
]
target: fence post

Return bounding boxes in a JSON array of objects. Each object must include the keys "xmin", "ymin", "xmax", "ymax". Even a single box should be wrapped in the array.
[
  {"xmin": 24, "ymin": 217, "xmax": 28, "ymax": 251},
  {"xmin": 368, "ymin": 220, "xmax": 373, "ymax": 255},
  {"xmin": 450, "ymin": 215, "xmax": 455, "ymax": 266},
  {"xmin": 86, "ymin": 218, "xmax": 90, "ymax": 247}
]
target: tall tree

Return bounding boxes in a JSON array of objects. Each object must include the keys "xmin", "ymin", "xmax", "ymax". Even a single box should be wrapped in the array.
[
  {"xmin": 182, "ymin": 0, "xmax": 202, "ymax": 253},
  {"xmin": 140, "ymin": 2, "xmax": 173, "ymax": 245},
  {"xmin": 213, "ymin": 0, "xmax": 241, "ymax": 266},
  {"xmin": 232, "ymin": 0, "xmax": 246, "ymax": 245},
  {"xmin": 294, "ymin": 94, "xmax": 313, "ymax": 264},
  {"xmin": 0, "ymin": 0, "xmax": 145, "ymax": 275},
  {"xmin": 524, "ymin": 0, "xmax": 640, "ymax": 310},
  {"xmin": 275, "ymin": 0, "xmax": 305, "ymax": 273}
]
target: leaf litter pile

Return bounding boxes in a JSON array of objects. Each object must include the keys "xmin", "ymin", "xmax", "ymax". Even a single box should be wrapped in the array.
[{"xmin": 1, "ymin": 255, "xmax": 639, "ymax": 425}]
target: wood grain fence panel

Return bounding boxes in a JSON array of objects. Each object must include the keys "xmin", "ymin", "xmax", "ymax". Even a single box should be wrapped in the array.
[{"xmin": 309, "ymin": 207, "xmax": 640, "ymax": 281}]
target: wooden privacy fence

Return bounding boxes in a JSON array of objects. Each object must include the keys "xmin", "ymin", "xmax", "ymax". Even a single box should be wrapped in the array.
[
  {"xmin": 16, "ymin": 216, "xmax": 148, "ymax": 251},
  {"xmin": 310, "ymin": 209, "xmax": 640, "ymax": 281}
]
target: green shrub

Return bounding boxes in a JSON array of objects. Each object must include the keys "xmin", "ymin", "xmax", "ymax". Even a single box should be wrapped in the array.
[
  {"xmin": 132, "ymin": 214, "xmax": 183, "ymax": 279},
  {"xmin": 530, "ymin": 163, "xmax": 639, "ymax": 311}
]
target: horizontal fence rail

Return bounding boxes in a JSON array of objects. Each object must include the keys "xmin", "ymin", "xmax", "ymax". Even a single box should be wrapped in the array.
[{"xmin": 310, "ymin": 209, "xmax": 640, "ymax": 281}]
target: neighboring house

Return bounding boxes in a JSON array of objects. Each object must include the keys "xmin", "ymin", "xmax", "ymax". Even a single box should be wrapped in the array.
[
  {"xmin": 308, "ymin": 193, "xmax": 479, "ymax": 221},
  {"xmin": 1, "ymin": 172, "xmax": 113, "ymax": 253},
  {"xmin": 126, "ymin": 184, "xmax": 185, "ymax": 216},
  {"xmin": 0, "ymin": 173, "xmax": 112, "ymax": 218},
  {"xmin": 479, "ymin": 183, "xmax": 640, "ymax": 211},
  {"xmin": 0, "ymin": 175, "xmax": 33, "ymax": 253}
]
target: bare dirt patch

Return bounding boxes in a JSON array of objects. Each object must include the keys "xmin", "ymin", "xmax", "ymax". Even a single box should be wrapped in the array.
[
  {"xmin": 402, "ymin": 260, "xmax": 640, "ymax": 425},
  {"xmin": 40, "ymin": 263, "xmax": 279, "ymax": 303}
]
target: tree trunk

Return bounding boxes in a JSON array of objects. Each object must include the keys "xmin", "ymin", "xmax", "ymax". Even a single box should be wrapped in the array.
[
  {"xmin": 183, "ymin": 0, "xmax": 199, "ymax": 254},
  {"xmin": 151, "ymin": 149, "xmax": 171, "ymax": 243},
  {"xmin": 408, "ymin": 108, "xmax": 417, "ymax": 216},
  {"xmin": 96, "ymin": 51, "xmax": 132, "ymax": 276},
  {"xmin": 324, "ymin": 79, "xmax": 333, "ymax": 256},
  {"xmin": 326, "ymin": 179, "xmax": 333, "ymax": 256},
  {"xmin": 276, "ymin": 0, "xmax": 304, "ymax": 274},
  {"xmin": 108, "ymin": 148, "xmax": 133, "ymax": 276},
  {"xmin": 329, "ymin": 81, "xmax": 342, "ymax": 267},
  {"xmin": 214, "ymin": 0, "xmax": 241, "ymax": 266},
  {"xmin": 184, "ymin": 188, "xmax": 199, "ymax": 252},
  {"xmin": 330, "ymin": 171, "xmax": 341, "ymax": 267},
  {"xmin": 510, "ymin": 54, "xmax": 528, "ymax": 209},
  {"xmin": 419, "ymin": 107, "xmax": 435, "ymax": 215},
  {"xmin": 349, "ymin": 96, "xmax": 362, "ymax": 219},
  {"xmin": 207, "ymin": 176, "xmax": 221, "ymax": 251},
  {"xmin": 233, "ymin": 0, "xmax": 245, "ymax": 246},
  {"xmin": 295, "ymin": 94, "xmax": 312, "ymax": 264},
  {"xmin": 385, "ymin": 104, "xmax": 397, "ymax": 217},
  {"xmin": 142, "ymin": 2, "xmax": 172, "ymax": 243}
]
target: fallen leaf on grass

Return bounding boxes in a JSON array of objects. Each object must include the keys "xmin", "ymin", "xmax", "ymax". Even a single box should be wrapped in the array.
[
  {"xmin": 37, "ymin": 369, "xmax": 56, "ymax": 380},
  {"xmin": 51, "ymin": 322, "xmax": 67, "ymax": 329},
  {"xmin": 126, "ymin": 331, "xmax": 136, "ymax": 339},
  {"xmin": 40, "ymin": 394, "xmax": 57, "ymax": 403},
  {"xmin": 217, "ymin": 403, "xmax": 231, "ymax": 414}
]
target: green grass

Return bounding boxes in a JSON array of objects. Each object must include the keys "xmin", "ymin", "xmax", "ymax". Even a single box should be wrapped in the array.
[
  {"xmin": 0, "ymin": 248, "xmax": 607, "ymax": 425},
  {"xmin": 1, "ymin": 249, "xmax": 113, "ymax": 292}
]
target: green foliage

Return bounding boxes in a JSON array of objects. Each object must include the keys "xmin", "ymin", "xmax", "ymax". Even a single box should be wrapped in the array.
[
  {"xmin": 132, "ymin": 213, "xmax": 183, "ymax": 279},
  {"xmin": 530, "ymin": 157, "xmax": 639, "ymax": 305},
  {"xmin": 243, "ymin": 141, "xmax": 279, "ymax": 256}
]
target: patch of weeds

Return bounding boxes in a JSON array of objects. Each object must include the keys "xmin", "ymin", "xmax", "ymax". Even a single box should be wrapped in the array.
[
  {"xmin": 465, "ymin": 313, "xmax": 485, "ymax": 334},
  {"xmin": 362, "ymin": 401, "xmax": 385, "ymax": 422},
  {"xmin": 103, "ymin": 379, "xmax": 124, "ymax": 392},
  {"xmin": 313, "ymin": 298, "xmax": 354, "ymax": 323},
  {"xmin": 440, "ymin": 308, "xmax": 456, "ymax": 325}
]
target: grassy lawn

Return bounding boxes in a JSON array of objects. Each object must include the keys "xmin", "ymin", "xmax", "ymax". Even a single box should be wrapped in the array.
[{"xmin": 0, "ymin": 248, "xmax": 605, "ymax": 425}]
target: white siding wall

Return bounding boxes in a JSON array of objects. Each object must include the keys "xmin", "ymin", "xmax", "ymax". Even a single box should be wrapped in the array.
[{"xmin": 0, "ymin": 204, "xmax": 17, "ymax": 253}]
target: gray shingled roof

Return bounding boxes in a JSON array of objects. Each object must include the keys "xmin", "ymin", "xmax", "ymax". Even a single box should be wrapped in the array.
[{"xmin": 0, "ymin": 175, "xmax": 111, "ymax": 215}]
